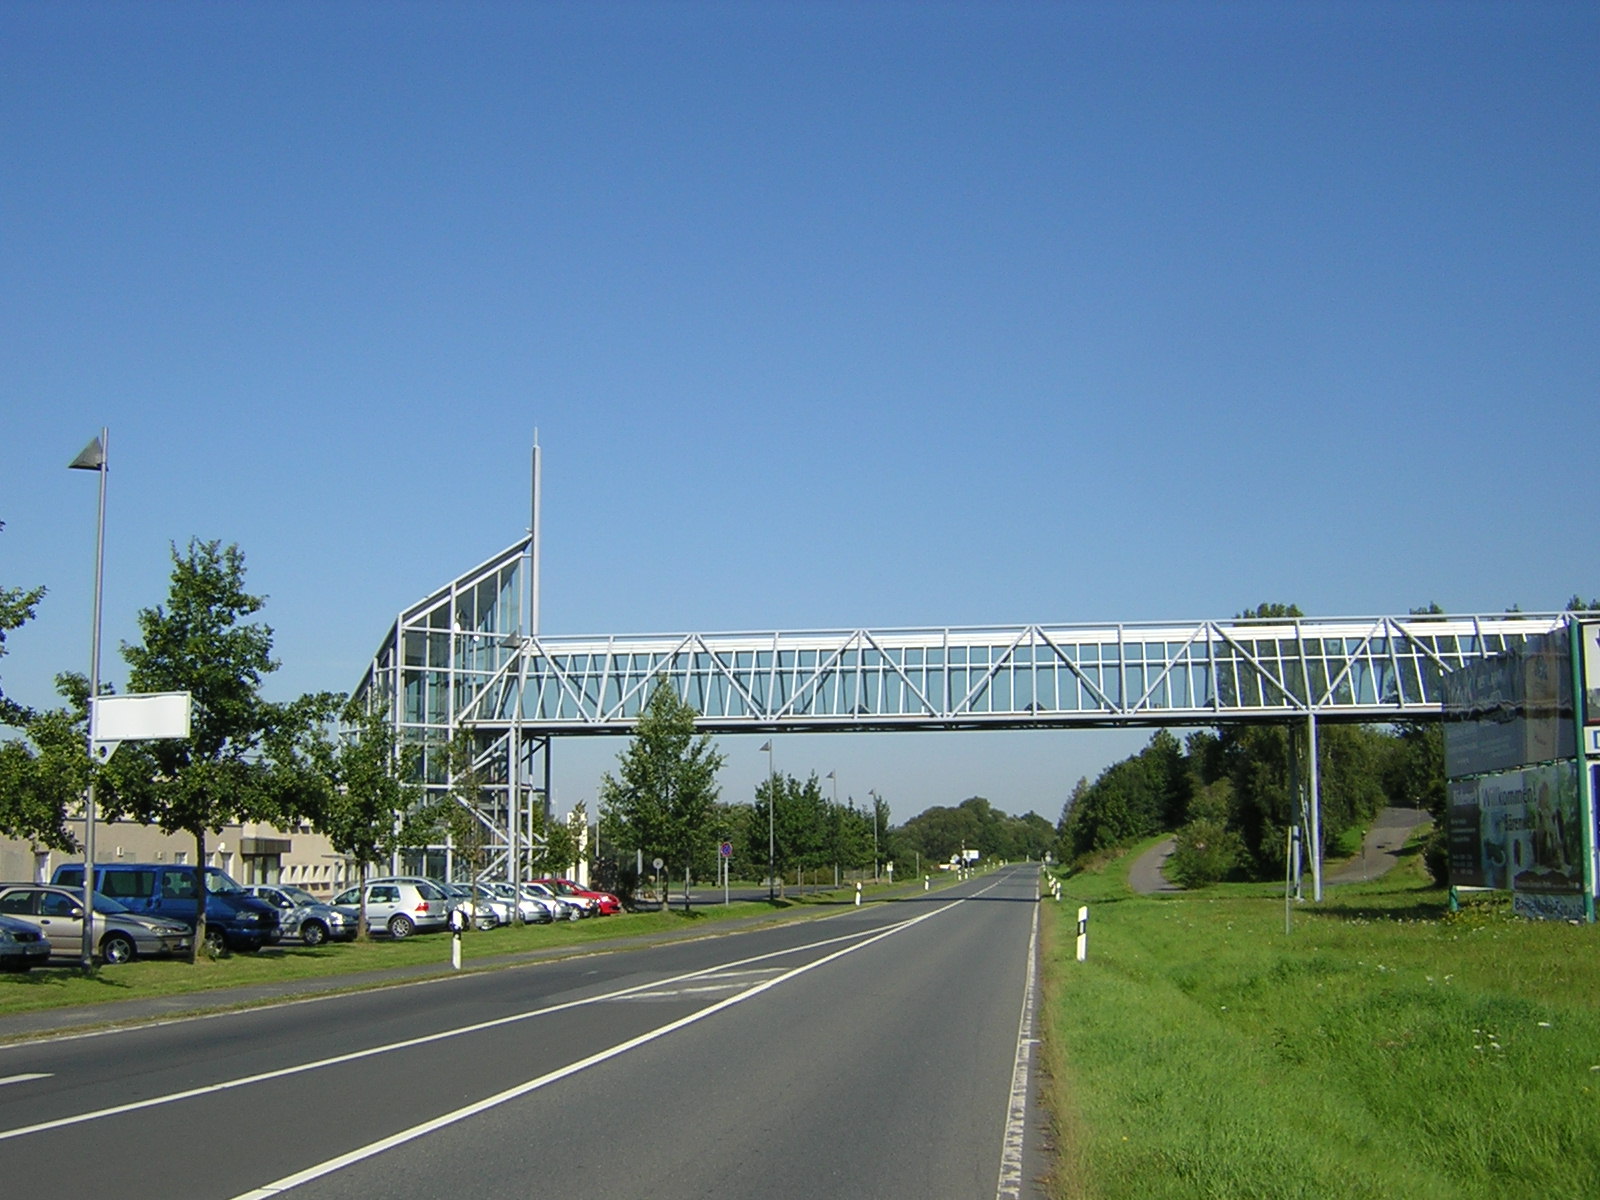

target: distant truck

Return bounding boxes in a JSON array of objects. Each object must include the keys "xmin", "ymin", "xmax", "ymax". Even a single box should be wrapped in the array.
[{"xmin": 948, "ymin": 849, "xmax": 980, "ymax": 868}]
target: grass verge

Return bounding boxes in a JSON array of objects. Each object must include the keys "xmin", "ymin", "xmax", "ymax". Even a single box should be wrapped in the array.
[{"xmin": 1039, "ymin": 847, "xmax": 1600, "ymax": 1200}]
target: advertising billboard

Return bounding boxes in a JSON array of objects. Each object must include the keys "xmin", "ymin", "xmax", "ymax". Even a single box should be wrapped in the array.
[
  {"xmin": 1442, "ymin": 628, "xmax": 1574, "ymax": 777},
  {"xmin": 1447, "ymin": 762, "xmax": 1583, "ymax": 919}
]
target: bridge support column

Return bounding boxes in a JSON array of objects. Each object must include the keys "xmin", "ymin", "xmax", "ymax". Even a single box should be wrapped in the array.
[{"xmin": 1307, "ymin": 711, "xmax": 1323, "ymax": 902}]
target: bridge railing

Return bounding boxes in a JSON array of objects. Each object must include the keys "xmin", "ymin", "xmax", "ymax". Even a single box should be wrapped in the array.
[{"xmin": 440, "ymin": 614, "xmax": 1568, "ymax": 734}]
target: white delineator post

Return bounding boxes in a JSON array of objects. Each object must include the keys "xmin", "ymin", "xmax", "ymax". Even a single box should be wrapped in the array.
[{"xmin": 1076, "ymin": 905, "xmax": 1089, "ymax": 962}]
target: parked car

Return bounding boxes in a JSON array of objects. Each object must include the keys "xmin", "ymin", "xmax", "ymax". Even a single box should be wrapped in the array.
[
  {"xmin": 0, "ymin": 883, "xmax": 191, "ymax": 963},
  {"xmin": 244, "ymin": 885, "xmax": 359, "ymax": 946},
  {"xmin": 0, "ymin": 912, "xmax": 51, "ymax": 972},
  {"xmin": 51, "ymin": 863, "xmax": 281, "ymax": 954},
  {"xmin": 531, "ymin": 877, "xmax": 622, "ymax": 915},
  {"xmin": 440, "ymin": 882, "xmax": 505, "ymax": 931},
  {"xmin": 457, "ymin": 883, "xmax": 515, "ymax": 928},
  {"xmin": 482, "ymin": 881, "xmax": 555, "ymax": 924},
  {"xmin": 522, "ymin": 881, "xmax": 583, "ymax": 921},
  {"xmin": 330, "ymin": 878, "xmax": 452, "ymax": 939}
]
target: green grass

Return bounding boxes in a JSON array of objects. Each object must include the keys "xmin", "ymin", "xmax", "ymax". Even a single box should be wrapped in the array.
[{"xmin": 1039, "ymin": 846, "xmax": 1600, "ymax": 1200}]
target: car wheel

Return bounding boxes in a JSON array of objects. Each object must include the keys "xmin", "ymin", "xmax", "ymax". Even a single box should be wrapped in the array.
[
  {"xmin": 300, "ymin": 920, "xmax": 328, "ymax": 947},
  {"xmin": 567, "ymin": 907, "xmax": 581, "ymax": 922},
  {"xmin": 99, "ymin": 932, "xmax": 137, "ymax": 965},
  {"xmin": 203, "ymin": 926, "xmax": 228, "ymax": 956},
  {"xmin": 387, "ymin": 914, "xmax": 414, "ymax": 939}
]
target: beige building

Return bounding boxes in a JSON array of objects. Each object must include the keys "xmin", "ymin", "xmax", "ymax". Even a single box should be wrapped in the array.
[{"xmin": 1, "ymin": 817, "xmax": 352, "ymax": 897}]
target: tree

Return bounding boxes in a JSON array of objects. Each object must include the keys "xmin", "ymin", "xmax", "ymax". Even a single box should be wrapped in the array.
[
  {"xmin": 308, "ymin": 695, "xmax": 426, "ymax": 939},
  {"xmin": 1167, "ymin": 778, "xmax": 1245, "ymax": 888},
  {"xmin": 106, "ymin": 539, "xmax": 298, "ymax": 959},
  {"xmin": 598, "ymin": 681, "xmax": 725, "ymax": 911},
  {"xmin": 1, "ymin": 520, "xmax": 48, "ymax": 727},
  {"xmin": 0, "ymin": 674, "xmax": 89, "ymax": 853}
]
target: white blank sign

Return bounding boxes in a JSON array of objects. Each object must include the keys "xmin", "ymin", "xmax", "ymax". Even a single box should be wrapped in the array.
[{"xmin": 91, "ymin": 692, "xmax": 192, "ymax": 743}]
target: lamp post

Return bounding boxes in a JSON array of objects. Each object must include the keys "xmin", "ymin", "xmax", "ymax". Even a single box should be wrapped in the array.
[
  {"xmin": 759, "ymin": 740, "xmax": 774, "ymax": 900},
  {"xmin": 69, "ymin": 429, "xmax": 108, "ymax": 971},
  {"xmin": 868, "ymin": 788, "xmax": 880, "ymax": 881}
]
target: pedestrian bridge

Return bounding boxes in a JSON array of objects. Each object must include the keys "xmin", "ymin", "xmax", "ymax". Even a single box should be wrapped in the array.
[
  {"xmin": 362, "ymin": 537, "xmax": 1567, "ymax": 736},
  {"xmin": 356, "ymin": 535, "xmax": 1569, "ymax": 891}
]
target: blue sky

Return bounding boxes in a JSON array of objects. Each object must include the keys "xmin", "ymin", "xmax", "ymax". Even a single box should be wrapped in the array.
[{"xmin": 3, "ymin": 2, "xmax": 1596, "ymax": 826}]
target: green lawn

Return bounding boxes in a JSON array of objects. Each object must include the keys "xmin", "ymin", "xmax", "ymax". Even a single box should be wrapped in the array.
[{"xmin": 1040, "ymin": 844, "xmax": 1600, "ymax": 1200}]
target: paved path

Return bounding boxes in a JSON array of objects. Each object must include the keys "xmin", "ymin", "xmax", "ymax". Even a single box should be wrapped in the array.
[
  {"xmin": 1127, "ymin": 807, "xmax": 1431, "ymax": 894},
  {"xmin": 1127, "ymin": 837, "xmax": 1181, "ymax": 894},
  {"xmin": 1325, "ymin": 806, "xmax": 1430, "ymax": 884}
]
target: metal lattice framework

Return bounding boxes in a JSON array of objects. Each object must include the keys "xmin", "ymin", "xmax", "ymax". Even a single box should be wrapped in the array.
[{"xmin": 357, "ymin": 536, "xmax": 1569, "ymax": 880}]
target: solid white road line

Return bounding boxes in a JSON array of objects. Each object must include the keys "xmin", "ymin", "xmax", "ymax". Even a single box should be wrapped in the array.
[
  {"xmin": 995, "ymin": 902, "xmax": 1040, "ymax": 1200},
  {"xmin": 0, "ymin": 1073, "xmax": 51, "ymax": 1087},
  {"xmin": 230, "ymin": 900, "xmax": 963, "ymax": 1199}
]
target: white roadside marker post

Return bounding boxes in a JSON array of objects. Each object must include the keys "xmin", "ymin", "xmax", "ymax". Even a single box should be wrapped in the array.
[{"xmin": 1076, "ymin": 905, "xmax": 1089, "ymax": 962}]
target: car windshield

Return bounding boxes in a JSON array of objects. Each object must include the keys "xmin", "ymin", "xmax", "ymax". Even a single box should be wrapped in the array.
[
  {"xmin": 92, "ymin": 892, "xmax": 131, "ymax": 914},
  {"xmin": 203, "ymin": 867, "xmax": 247, "ymax": 894},
  {"xmin": 278, "ymin": 886, "xmax": 321, "ymax": 906}
]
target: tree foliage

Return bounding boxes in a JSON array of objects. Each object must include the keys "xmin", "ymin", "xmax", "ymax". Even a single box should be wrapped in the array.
[
  {"xmin": 104, "ymin": 539, "xmax": 313, "ymax": 957},
  {"xmin": 598, "ymin": 682, "xmax": 725, "ymax": 903}
]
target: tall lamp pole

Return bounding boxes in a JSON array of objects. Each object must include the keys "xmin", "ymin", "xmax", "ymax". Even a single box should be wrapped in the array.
[
  {"xmin": 869, "ymin": 788, "xmax": 880, "ymax": 881},
  {"xmin": 759, "ymin": 741, "xmax": 775, "ymax": 900},
  {"xmin": 69, "ymin": 429, "xmax": 108, "ymax": 971}
]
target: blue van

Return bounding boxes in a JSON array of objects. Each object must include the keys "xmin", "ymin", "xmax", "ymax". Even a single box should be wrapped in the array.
[{"xmin": 51, "ymin": 863, "xmax": 281, "ymax": 954}]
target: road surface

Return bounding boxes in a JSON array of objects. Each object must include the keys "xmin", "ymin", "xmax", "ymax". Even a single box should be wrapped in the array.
[{"xmin": 0, "ymin": 865, "xmax": 1048, "ymax": 1200}]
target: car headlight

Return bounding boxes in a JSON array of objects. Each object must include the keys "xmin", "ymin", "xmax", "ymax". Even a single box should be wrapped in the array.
[
  {"xmin": 156, "ymin": 925, "xmax": 189, "ymax": 936},
  {"xmin": 0, "ymin": 929, "xmax": 15, "ymax": 944}
]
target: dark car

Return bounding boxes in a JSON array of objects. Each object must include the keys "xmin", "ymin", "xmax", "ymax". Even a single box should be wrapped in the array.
[
  {"xmin": 0, "ymin": 912, "xmax": 51, "ymax": 971},
  {"xmin": 51, "ymin": 863, "xmax": 280, "ymax": 955}
]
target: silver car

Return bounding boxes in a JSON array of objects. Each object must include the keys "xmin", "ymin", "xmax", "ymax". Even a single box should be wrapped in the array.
[
  {"xmin": 245, "ymin": 885, "xmax": 359, "ymax": 947},
  {"xmin": 482, "ymin": 881, "xmax": 554, "ymax": 924},
  {"xmin": 331, "ymin": 878, "xmax": 452, "ymax": 939},
  {"xmin": 0, "ymin": 884, "xmax": 190, "ymax": 964}
]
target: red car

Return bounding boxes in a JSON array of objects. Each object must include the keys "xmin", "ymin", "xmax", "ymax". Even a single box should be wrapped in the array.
[{"xmin": 531, "ymin": 877, "xmax": 622, "ymax": 915}]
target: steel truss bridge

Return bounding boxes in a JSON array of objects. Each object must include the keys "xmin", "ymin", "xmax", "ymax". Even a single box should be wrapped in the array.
[{"xmin": 357, "ymin": 536, "xmax": 1570, "ymax": 893}]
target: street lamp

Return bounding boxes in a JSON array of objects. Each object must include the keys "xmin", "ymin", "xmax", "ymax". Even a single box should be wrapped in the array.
[
  {"xmin": 69, "ymin": 429, "xmax": 108, "ymax": 972},
  {"xmin": 868, "ymin": 788, "xmax": 881, "ymax": 881},
  {"xmin": 759, "ymin": 740, "xmax": 774, "ymax": 901}
]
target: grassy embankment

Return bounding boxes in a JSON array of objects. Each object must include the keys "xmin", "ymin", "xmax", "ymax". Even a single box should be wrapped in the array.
[
  {"xmin": 1039, "ymin": 840, "xmax": 1600, "ymax": 1200},
  {"xmin": 0, "ymin": 883, "xmax": 903, "ymax": 1021}
]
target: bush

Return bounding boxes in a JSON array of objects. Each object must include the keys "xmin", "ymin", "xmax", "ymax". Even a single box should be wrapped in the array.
[{"xmin": 1167, "ymin": 816, "xmax": 1246, "ymax": 888}]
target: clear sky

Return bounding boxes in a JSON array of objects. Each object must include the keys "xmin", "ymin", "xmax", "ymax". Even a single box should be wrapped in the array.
[{"xmin": 3, "ymin": 2, "xmax": 1596, "ymax": 826}]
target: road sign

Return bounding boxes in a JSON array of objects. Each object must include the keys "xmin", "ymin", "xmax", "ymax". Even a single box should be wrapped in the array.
[
  {"xmin": 90, "ymin": 691, "xmax": 191, "ymax": 761},
  {"xmin": 652, "ymin": 857, "xmax": 664, "ymax": 870},
  {"xmin": 720, "ymin": 841, "xmax": 732, "ymax": 858}
]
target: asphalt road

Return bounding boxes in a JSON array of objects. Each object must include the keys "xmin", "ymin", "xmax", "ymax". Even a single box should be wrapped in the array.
[{"xmin": 0, "ymin": 865, "xmax": 1048, "ymax": 1200}]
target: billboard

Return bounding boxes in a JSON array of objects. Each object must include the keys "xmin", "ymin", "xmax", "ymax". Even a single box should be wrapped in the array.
[
  {"xmin": 1443, "ymin": 627, "xmax": 1574, "ymax": 777},
  {"xmin": 1447, "ymin": 762, "xmax": 1584, "ymax": 919}
]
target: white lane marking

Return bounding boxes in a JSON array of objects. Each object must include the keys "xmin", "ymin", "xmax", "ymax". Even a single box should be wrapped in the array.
[
  {"xmin": 995, "ymin": 902, "xmax": 1041, "ymax": 1200},
  {"xmin": 0, "ymin": 906, "xmax": 950, "ymax": 1144},
  {"xmin": 230, "ymin": 899, "xmax": 963, "ymax": 1199},
  {"xmin": 0, "ymin": 1074, "xmax": 51, "ymax": 1087}
]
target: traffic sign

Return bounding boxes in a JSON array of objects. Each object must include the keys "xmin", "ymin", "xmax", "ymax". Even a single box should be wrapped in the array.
[{"xmin": 720, "ymin": 841, "xmax": 733, "ymax": 858}]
